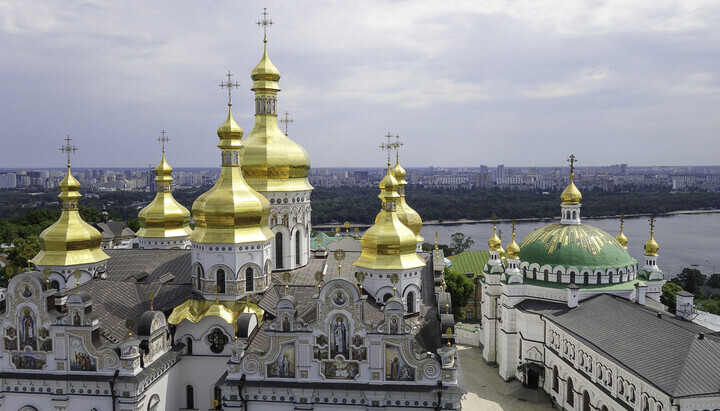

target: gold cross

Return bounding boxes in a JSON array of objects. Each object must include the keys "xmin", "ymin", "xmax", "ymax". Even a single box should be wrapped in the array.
[
  {"xmin": 511, "ymin": 219, "xmax": 516, "ymax": 238},
  {"xmin": 394, "ymin": 134, "xmax": 403, "ymax": 162},
  {"xmin": 59, "ymin": 135, "xmax": 78, "ymax": 167},
  {"xmin": 257, "ymin": 7, "xmax": 273, "ymax": 42},
  {"xmin": 620, "ymin": 213, "xmax": 625, "ymax": 230},
  {"xmin": 280, "ymin": 111, "xmax": 294, "ymax": 135},
  {"xmin": 649, "ymin": 216, "xmax": 655, "ymax": 234},
  {"xmin": 381, "ymin": 132, "xmax": 395, "ymax": 165},
  {"xmin": 219, "ymin": 71, "xmax": 240, "ymax": 104},
  {"xmin": 157, "ymin": 130, "xmax": 169, "ymax": 153},
  {"xmin": 567, "ymin": 154, "xmax": 577, "ymax": 175}
]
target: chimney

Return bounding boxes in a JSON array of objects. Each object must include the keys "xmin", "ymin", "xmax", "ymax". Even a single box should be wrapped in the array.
[
  {"xmin": 675, "ymin": 291, "xmax": 695, "ymax": 319},
  {"xmin": 635, "ymin": 282, "xmax": 647, "ymax": 306},
  {"xmin": 567, "ymin": 284, "xmax": 579, "ymax": 308}
]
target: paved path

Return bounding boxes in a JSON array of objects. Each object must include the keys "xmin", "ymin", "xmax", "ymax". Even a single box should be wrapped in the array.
[{"xmin": 457, "ymin": 345, "xmax": 555, "ymax": 411}]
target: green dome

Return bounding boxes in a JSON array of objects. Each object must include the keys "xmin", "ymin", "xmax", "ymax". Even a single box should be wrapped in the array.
[{"xmin": 519, "ymin": 223, "xmax": 636, "ymax": 270}]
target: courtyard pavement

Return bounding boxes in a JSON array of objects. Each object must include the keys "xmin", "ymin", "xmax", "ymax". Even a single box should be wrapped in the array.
[{"xmin": 457, "ymin": 345, "xmax": 556, "ymax": 411}]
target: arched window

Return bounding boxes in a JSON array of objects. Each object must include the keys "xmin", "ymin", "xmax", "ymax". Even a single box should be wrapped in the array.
[
  {"xmin": 602, "ymin": 406, "xmax": 609, "ymax": 411},
  {"xmin": 544, "ymin": 269, "xmax": 549, "ymax": 281},
  {"xmin": 216, "ymin": 269, "xmax": 226, "ymax": 293},
  {"xmin": 383, "ymin": 293, "xmax": 392, "ymax": 303},
  {"xmin": 295, "ymin": 233, "xmax": 301, "ymax": 265},
  {"xmin": 552, "ymin": 366, "xmax": 559, "ymax": 392},
  {"xmin": 246, "ymin": 267, "xmax": 254, "ymax": 292},
  {"xmin": 567, "ymin": 377, "xmax": 574, "ymax": 406},
  {"xmin": 407, "ymin": 291, "xmax": 415, "ymax": 313},
  {"xmin": 583, "ymin": 391, "xmax": 590, "ymax": 411},
  {"xmin": 186, "ymin": 337, "xmax": 193, "ymax": 355},
  {"xmin": 275, "ymin": 232, "xmax": 284, "ymax": 269},
  {"xmin": 532, "ymin": 268, "xmax": 537, "ymax": 279},
  {"xmin": 186, "ymin": 385, "xmax": 195, "ymax": 409},
  {"xmin": 196, "ymin": 265, "xmax": 203, "ymax": 291},
  {"xmin": 50, "ymin": 280, "xmax": 60, "ymax": 290},
  {"xmin": 569, "ymin": 271, "xmax": 575, "ymax": 284},
  {"xmin": 147, "ymin": 394, "xmax": 160, "ymax": 411},
  {"xmin": 572, "ymin": 210, "xmax": 577, "ymax": 219}
]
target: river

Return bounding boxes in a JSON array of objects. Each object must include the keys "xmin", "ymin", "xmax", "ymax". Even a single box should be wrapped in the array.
[{"xmin": 419, "ymin": 213, "xmax": 720, "ymax": 278}]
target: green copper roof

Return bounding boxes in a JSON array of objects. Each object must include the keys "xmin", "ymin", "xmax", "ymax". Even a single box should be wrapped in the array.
[
  {"xmin": 519, "ymin": 223, "xmax": 636, "ymax": 270},
  {"xmin": 448, "ymin": 251, "xmax": 490, "ymax": 276}
]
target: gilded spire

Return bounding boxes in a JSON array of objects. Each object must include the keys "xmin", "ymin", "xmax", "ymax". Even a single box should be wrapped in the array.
[
  {"xmin": 615, "ymin": 213, "xmax": 628, "ymax": 249},
  {"xmin": 137, "ymin": 131, "xmax": 192, "ymax": 239},
  {"xmin": 644, "ymin": 216, "xmax": 659, "ymax": 256},
  {"xmin": 388, "ymin": 134, "xmax": 423, "ymax": 244},
  {"xmin": 506, "ymin": 219, "xmax": 520, "ymax": 259},
  {"xmin": 188, "ymin": 73, "xmax": 273, "ymax": 244},
  {"xmin": 561, "ymin": 154, "xmax": 582, "ymax": 205},
  {"xmin": 241, "ymin": 9, "xmax": 312, "ymax": 193},
  {"xmin": 32, "ymin": 137, "xmax": 108, "ymax": 267},
  {"xmin": 488, "ymin": 214, "xmax": 502, "ymax": 251},
  {"xmin": 353, "ymin": 140, "xmax": 425, "ymax": 270}
]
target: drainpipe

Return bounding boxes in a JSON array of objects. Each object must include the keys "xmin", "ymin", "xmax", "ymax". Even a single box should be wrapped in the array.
[{"xmin": 110, "ymin": 369, "xmax": 119, "ymax": 411}]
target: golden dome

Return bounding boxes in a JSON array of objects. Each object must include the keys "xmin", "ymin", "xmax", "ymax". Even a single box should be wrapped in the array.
[
  {"xmin": 189, "ymin": 104, "xmax": 273, "ymax": 244},
  {"xmin": 389, "ymin": 158, "xmax": 423, "ymax": 243},
  {"xmin": 137, "ymin": 153, "xmax": 192, "ymax": 239},
  {"xmin": 506, "ymin": 232, "xmax": 520, "ymax": 259},
  {"xmin": 616, "ymin": 231, "xmax": 628, "ymax": 248},
  {"xmin": 488, "ymin": 225, "xmax": 502, "ymax": 251},
  {"xmin": 644, "ymin": 234, "xmax": 659, "ymax": 256},
  {"xmin": 561, "ymin": 174, "xmax": 582, "ymax": 205},
  {"xmin": 32, "ymin": 166, "xmax": 109, "ymax": 267},
  {"xmin": 240, "ymin": 43, "xmax": 312, "ymax": 193},
  {"xmin": 354, "ymin": 168, "xmax": 425, "ymax": 270}
]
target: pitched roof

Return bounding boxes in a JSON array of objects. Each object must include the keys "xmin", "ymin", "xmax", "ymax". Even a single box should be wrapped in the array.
[{"xmin": 517, "ymin": 294, "xmax": 720, "ymax": 398}]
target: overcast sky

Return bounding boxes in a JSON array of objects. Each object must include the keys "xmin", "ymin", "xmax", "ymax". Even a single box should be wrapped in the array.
[{"xmin": 2, "ymin": 0, "xmax": 719, "ymax": 169}]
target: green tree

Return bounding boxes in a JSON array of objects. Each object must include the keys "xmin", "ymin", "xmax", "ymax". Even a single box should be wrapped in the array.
[
  {"xmin": 671, "ymin": 268, "xmax": 707, "ymax": 295},
  {"xmin": 444, "ymin": 267, "xmax": 475, "ymax": 320},
  {"xmin": 707, "ymin": 273, "xmax": 720, "ymax": 289},
  {"xmin": 660, "ymin": 282, "xmax": 683, "ymax": 314},
  {"xmin": 449, "ymin": 232, "xmax": 474, "ymax": 256},
  {"xmin": 7, "ymin": 236, "xmax": 40, "ymax": 268}
]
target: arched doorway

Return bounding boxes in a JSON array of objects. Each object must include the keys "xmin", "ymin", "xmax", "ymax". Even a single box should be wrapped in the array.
[
  {"xmin": 216, "ymin": 269, "xmax": 225, "ymax": 293},
  {"xmin": 186, "ymin": 385, "xmax": 195, "ymax": 409},
  {"xmin": 275, "ymin": 232, "xmax": 284, "ymax": 269}
]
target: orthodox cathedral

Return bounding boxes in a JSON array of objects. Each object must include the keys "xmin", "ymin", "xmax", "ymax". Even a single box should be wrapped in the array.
[
  {"xmin": 2, "ymin": 9, "xmax": 720, "ymax": 411},
  {"xmin": 478, "ymin": 157, "xmax": 720, "ymax": 410},
  {"xmin": 0, "ymin": 11, "xmax": 462, "ymax": 411}
]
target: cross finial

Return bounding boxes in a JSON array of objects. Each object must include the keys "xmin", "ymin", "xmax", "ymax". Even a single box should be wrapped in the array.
[
  {"xmin": 219, "ymin": 71, "xmax": 240, "ymax": 104},
  {"xmin": 620, "ymin": 213, "xmax": 625, "ymax": 230},
  {"xmin": 649, "ymin": 216, "xmax": 655, "ymax": 234},
  {"xmin": 280, "ymin": 111, "xmax": 294, "ymax": 136},
  {"xmin": 257, "ymin": 7, "xmax": 273, "ymax": 43},
  {"xmin": 394, "ymin": 134, "xmax": 403, "ymax": 162},
  {"xmin": 59, "ymin": 135, "xmax": 78, "ymax": 168},
  {"xmin": 381, "ymin": 132, "xmax": 395, "ymax": 166},
  {"xmin": 157, "ymin": 130, "xmax": 169, "ymax": 153},
  {"xmin": 511, "ymin": 218, "xmax": 516, "ymax": 238},
  {"xmin": 567, "ymin": 154, "xmax": 577, "ymax": 176}
]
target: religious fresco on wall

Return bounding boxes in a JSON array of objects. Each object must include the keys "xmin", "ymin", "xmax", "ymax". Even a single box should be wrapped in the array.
[
  {"xmin": 385, "ymin": 345, "xmax": 415, "ymax": 381},
  {"xmin": 332, "ymin": 291, "xmax": 347, "ymax": 306},
  {"xmin": 70, "ymin": 336, "xmax": 97, "ymax": 371},
  {"xmin": 322, "ymin": 356, "xmax": 359, "ymax": 380},
  {"xmin": 352, "ymin": 346, "xmax": 367, "ymax": 361},
  {"xmin": 4, "ymin": 326, "xmax": 17, "ymax": 351},
  {"xmin": 267, "ymin": 342, "xmax": 295, "ymax": 378},
  {"xmin": 18, "ymin": 309, "xmax": 37, "ymax": 350},
  {"xmin": 11, "ymin": 348, "xmax": 46, "ymax": 370},
  {"xmin": 21, "ymin": 285, "xmax": 33, "ymax": 298},
  {"xmin": 313, "ymin": 346, "xmax": 328, "ymax": 360},
  {"xmin": 330, "ymin": 315, "xmax": 349, "ymax": 358}
]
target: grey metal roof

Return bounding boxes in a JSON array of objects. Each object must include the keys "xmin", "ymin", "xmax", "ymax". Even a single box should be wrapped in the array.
[{"xmin": 517, "ymin": 294, "xmax": 720, "ymax": 398}]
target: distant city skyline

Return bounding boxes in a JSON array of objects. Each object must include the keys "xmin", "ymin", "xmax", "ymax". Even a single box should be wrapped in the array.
[{"xmin": 2, "ymin": 1, "xmax": 720, "ymax": 168}]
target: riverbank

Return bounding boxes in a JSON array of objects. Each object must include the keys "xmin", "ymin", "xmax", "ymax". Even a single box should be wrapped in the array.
[{"xmin": 313, "ymin": 209, "xmax": 720, "ymax": 229}]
